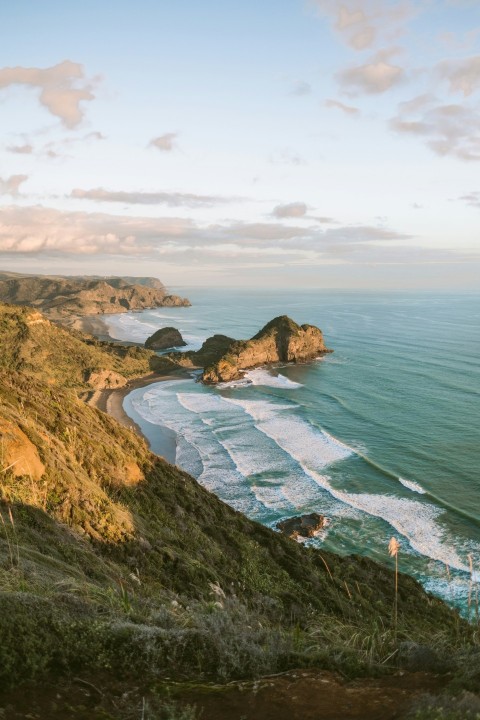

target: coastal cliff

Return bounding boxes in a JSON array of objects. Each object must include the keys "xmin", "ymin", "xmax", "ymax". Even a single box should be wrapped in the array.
[
  {"xmin": 0, "ymin": 272, "xmax": 191, "ymax": 319},
  {"xmin": 202, "ymin": 315, "xmax": 332, "ymax": 383}
]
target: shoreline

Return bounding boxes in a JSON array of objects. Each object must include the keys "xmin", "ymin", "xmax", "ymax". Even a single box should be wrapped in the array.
[
  {"xmin": 87, "ymin": 372, "xmax": 184, "ymax": 462},
  {"xmin": 61, "ymin": 313, "xmax": 144, "ymax": 345},
  {"xmin": 75, "ymin": 311, "xmax": 186, "ymax": 463}
]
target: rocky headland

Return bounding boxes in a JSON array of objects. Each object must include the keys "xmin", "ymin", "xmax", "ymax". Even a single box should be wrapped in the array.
[
  {"xmin": 200, "ymin": 315, "xmax": 332, "ymax": 383},
  {"xmin": 0, "ymin": 271, "xmax": 191, "ymax": 319}
]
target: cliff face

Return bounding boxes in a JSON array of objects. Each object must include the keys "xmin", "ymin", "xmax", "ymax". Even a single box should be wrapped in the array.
[
  {"xmin": 202, "ymin": 315, "xmax": 332, "ymax": 384},
  {"xmin": 0, "ymin": 273, "xmax": 191, "ymax": 318}
]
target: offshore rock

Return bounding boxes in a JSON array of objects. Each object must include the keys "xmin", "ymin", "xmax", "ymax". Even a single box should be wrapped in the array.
[
  {"xmin": 145, "ymin": 327, "xmax": 187, "ymax": 350},
  {"xmin": 276, "ymin": 513, "xmax": 327, "ymax": 539},
  {"xmin": 202, "ymin": 315, "xmax": 332, "ymax": 384}
]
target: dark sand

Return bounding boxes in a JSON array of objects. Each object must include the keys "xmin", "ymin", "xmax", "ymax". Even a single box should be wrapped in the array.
[{"xmin": 64, "ymin": 314, "xmax": 117, "ymax": 342}]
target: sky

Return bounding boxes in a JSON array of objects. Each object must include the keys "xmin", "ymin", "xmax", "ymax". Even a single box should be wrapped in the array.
[{"xmin": 0, "ymin": 0, "xmax": 479, "ymax": 289}]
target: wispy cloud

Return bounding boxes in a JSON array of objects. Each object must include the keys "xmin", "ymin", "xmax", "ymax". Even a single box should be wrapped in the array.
[
  {"xmin": 6, "ymin": 143, "xmax": 33, "ymax": 155},
  {"xmin": 338, "ymin": 49, "xmax": 404, "ymax": 94},
  {"xmin": 325, "ymin": 98, "xmax": 360, "ymax": 115},
  {"xmin": 436, "ymin": 55, "xmax": 480, "ymax": 97},
  {"xmin": 70, "ymin": 187, "xmax": 236, "ymax": 207},
  {"xmin": 458, "ymin": 191, "xmax": 480, "ymax": 208},
  {"xmin": 148, "ymin": 132, "xmax": 178, "ymax": 152},
  {"xmin": 0, "ymin": 61, "xmax": 97, "ymax": 128},
  {"xmin": 0, "ymin": 175, "xmax": 28, "ymax": 196},
  {"xmin": 390, "ymin": 95, "xmax": 480, "ymax": 161},
  {"xmin": 272, "ymin": 202, "xmax": 308, "ymax": 218},
  {"xmin": 269, "ymin": 149, "xmax": 306, "ymax": 166},
  {"xmin": 42, "ymin": 131, "xmax": 106, "ymax": 159},
  {"xmin": 310, "ymin": 0, "xmax": 414, "ymax": 51},
  {"xmin": 1, "ymin": 204, "xmax": 475, "ymax": 273},
  {"xmin": 289, "ymin": 80, "xmax": 312, "ymax": 96}
]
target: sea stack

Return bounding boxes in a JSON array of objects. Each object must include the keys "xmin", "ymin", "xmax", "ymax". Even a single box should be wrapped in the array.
[{"xmin": 202, "ymin": 315, "xmax": 332, "ymax": 384}]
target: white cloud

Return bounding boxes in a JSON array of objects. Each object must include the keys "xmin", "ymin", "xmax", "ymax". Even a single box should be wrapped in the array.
[
  {"xmin": 311, "ymin": 0, "xmax": 414, "ymax": 51},
  {"xmin": 272, "ymin": 202, "xmax": 308, "ymax": 218},
  {"xmin": 390, "ymin": 96, "xmax": 480, "ymax": 161},
  {"xmin": 148, "ymin": 133, "xmax": 178, "ymax": 152},
  {"xmin": 0, "ymin": 61, "xmax": 96, "ymax": 128},
  {"xmin": 0, "ymin": 175, "xmax": 28, "ymax": 196},
  {"xmin": 338, "ymin": 49, "xmax": 404, "ymax": 94},
  {"xmin": 0, "ymin": 205, "xmax": 474, "ymax": 274},
  {"xmin": 6, "ymin": 143, "xmax": 33, "ymax": 155},
  {"xmin": 458, "ymin": 191, "xmax": 480, "ymax": 208},
  {"xmin": 70, "ymin": 187, "xmax": 236, "ymax": 207},
  {"xmin": 436, "ymin": 55, "xmax": 480, "ymax": 97},
  {"xmin": 325, "ymin": 98, "xmax": 360, "ymax": 115}
]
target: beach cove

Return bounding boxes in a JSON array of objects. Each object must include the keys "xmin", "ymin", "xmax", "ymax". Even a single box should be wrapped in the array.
[{"xmin": 91, "ymin": 288, "xmax": 480, "ymax": 613}]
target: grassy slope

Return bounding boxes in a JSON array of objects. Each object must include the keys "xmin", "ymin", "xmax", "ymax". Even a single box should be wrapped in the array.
[
  {"xmin": 0, "ymin": 303, "xmax": 174, "ymax": 387},
  {"xmin": 0, "ymin": 303, "xmax": 478, "ymax": 701}
]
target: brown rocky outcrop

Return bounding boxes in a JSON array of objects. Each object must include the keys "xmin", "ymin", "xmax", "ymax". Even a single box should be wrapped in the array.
[
  {"xmin": 86, "ymin": 370, "xmax": 127, "ymax": 390},
  {"xmin": 0, "ymin": 418, "xmax": 45, "ymax": 480},
  {"xmin": 202, "ymin": 315, "xmax": 332, "ymax": 384},
  {"xmin": 276, "ymin": 512, "xmax": 327, "ymax": 539},
  {"xmin": 145, "ymin": 327, "xmax": 186, "ymax": 350}
]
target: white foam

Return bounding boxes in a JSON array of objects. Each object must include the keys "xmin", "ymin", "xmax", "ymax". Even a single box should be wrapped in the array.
[
  {"xmin": 244, "ymin": 368, "xmax": 304, "ymax": 389},
  {"xmin": 177, "ymin": 392, "xmax": 228, "ymax": 415},
  {"xmin": 224, "ymin": 396, "xmax": 471, "ymax": 573},
  {"xmin": 399, "ymin": 477, "xmax": 426, "ymax": 494},
  {"xmin": 130, "ymin": 381, "xmax": 474, "ymax": 579},
  {"xmin": 105, "ymin": 314, "xmax": 158, "ymax": 342},
  {"xmin": 225, "ymin": 398, "xmax": 353, "ymax": 467}
]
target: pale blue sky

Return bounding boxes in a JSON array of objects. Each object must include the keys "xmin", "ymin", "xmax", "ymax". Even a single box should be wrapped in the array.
[{"xmin": 0, "ymin": 0, "xmax": 479, "ymax": 288}]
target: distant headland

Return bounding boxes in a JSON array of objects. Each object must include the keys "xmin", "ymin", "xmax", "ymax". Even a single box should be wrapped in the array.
[{"xmin": 0, "ymin": 271, "xmax": 191, "ymax": 320}]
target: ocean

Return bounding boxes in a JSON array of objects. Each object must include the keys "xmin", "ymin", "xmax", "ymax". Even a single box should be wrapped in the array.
[{"xmin": 104, "ymin": 289, "xmax": 480, "ymax": 612}]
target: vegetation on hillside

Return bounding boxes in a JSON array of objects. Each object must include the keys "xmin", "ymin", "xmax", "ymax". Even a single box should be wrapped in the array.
[{"xmin": 0, "ymin": 302, "xmax": 478, "ymax": 717}]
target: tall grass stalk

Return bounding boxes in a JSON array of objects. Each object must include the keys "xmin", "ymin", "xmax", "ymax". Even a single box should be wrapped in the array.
[
  {"xmin": 7, "ymin": 506, "xmax": 20, "ymax": 567},
  {"xmin": 388, "ymin": 537, "xmax": 400, "ymax": 635}
]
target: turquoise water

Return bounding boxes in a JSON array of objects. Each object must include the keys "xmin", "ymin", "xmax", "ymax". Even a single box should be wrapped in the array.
[{"xmin": 105, "ymin": 290, "xmax": 480, "ymax": 610}]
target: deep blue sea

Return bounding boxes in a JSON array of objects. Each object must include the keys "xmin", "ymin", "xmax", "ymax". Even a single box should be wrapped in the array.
[{"xmin": 104, "ymin": 289, "xmax": 480, "ymax": 611}]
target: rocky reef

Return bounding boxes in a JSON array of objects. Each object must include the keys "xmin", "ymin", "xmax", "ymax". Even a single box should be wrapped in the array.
[
  {"xmin": 202, "ymin": 315, "xmax": 332, "ymax": 384},
  {"xmin": 0, "ymin": 272, "xmax": 191, "ymax": 319},
  {"xmin": 145, "ymin": 326, "xmax": 187, "ymax": 350},
  {"xmin": 276, "ymin": 513, "xmax": 327, "ymax": 540}
]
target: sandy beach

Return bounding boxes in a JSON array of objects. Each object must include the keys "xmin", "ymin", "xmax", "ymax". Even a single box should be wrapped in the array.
[
  {"xmin": 87, "ymin": 372, "xmax": 182, "ymax": 462},
  {"xmin": 67, "ymin": 312, "xmax": 185, "ymax": 462}
]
